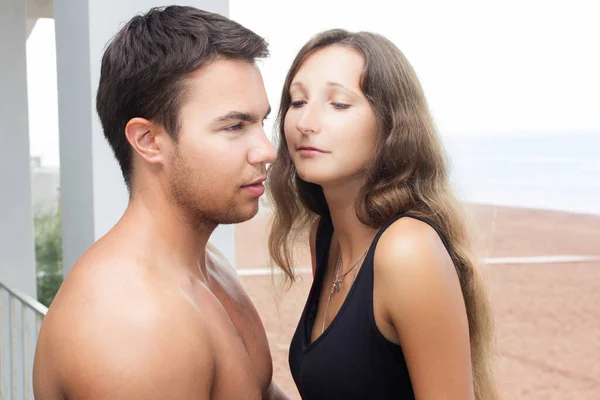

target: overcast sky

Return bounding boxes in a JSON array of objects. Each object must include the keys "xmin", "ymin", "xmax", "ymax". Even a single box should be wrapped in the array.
[{"xmin": 26, "ymin": 0, "xmax": 600, "ymax": 167}]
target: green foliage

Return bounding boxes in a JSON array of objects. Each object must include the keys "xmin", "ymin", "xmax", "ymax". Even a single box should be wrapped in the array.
[{"xmin": 34, "ymin": 211, "xmax": 63, "ymax": 307}]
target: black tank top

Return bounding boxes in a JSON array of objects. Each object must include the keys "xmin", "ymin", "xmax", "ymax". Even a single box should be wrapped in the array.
[{"xmin": 289, "ymin": 213, "xmax": 450, "ymax": 399}]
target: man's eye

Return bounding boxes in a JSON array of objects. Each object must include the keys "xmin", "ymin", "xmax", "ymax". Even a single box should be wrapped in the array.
[{"xmin": 224, "ymin": 123, "xmax": 243, "ymax": 132}]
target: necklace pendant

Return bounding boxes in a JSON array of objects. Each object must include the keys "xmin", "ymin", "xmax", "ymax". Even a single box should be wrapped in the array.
[{"xmin": 332, "ymin": 280, "xmax": 342, "ymax": 294}]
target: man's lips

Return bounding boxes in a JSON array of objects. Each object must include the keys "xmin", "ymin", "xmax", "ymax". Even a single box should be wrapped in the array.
[
  {"xmin": 242, "ymin": 177, "xmax": 266, "ymax": 187},
  {"xmin": 240, "ymin": 177, "xmax": 266, "ymax": 197}
]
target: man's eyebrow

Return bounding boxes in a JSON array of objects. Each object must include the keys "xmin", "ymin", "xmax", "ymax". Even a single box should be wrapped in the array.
[
  {"xmin": 214, "ymin": 106, "xmax": 272, "ymax": 124},
  {"xmin": 215, "ymin": 111, "xmax": 255, "ymax": 124}
]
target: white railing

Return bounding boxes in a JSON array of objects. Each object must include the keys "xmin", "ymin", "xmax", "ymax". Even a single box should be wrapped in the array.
[{"xmin": 0, "ymin": 281, "xmax": 47, "ymax": 400}]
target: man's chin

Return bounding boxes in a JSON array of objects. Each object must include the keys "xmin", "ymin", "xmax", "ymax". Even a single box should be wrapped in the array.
[{"xmin": 217, "ymin": 203, "xmax": 259, "ymax": 225}]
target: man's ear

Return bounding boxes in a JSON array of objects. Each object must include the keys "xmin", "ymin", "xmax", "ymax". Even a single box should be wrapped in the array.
[{"xmin": 125, "ymin": 118, "xmax": 167, "ymax": 165}]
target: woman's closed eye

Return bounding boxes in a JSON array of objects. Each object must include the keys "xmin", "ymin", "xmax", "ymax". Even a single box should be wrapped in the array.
[
  {"xmin": 331, "ymin": 102, "xmax": 351, "ymax": 110},
  {"xmin": 290, "ymin": 100, "xmax": 350, "ymax": 110},
  {"xmin": 290, "ymin": 100, "xmax": 306, "ymax": 109}
]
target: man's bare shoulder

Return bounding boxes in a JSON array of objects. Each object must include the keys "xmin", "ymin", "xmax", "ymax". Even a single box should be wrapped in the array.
[
  {"xmin": 206, "ymin": 241, "xmax": 235, "ymax": 272},
  {"xmin": 205, "ymin": 241, "xmax": 253, "ymax": 303},
  {"xmin": 35, "ymin": 254, "xmax": 215, "ymax": 399}
]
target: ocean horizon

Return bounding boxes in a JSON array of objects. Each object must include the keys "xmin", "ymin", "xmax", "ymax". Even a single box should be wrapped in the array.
[{"xmin": 444, "ymin": 133, "xmax": 600, "ymax": 216}]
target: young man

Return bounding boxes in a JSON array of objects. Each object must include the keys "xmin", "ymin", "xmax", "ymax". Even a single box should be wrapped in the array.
[{"xmin": 33, "ymin": 6, "xmax": 288, "ymax": 399}]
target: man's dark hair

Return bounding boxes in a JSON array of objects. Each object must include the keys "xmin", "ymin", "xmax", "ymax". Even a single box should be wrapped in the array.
[{"xmin": 96, "ymin": 6, "xmax": 269, "ymax": 189}]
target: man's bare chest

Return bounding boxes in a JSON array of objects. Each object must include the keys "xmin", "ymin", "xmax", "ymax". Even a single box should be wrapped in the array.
[{"xmin": 189, "ymin": 268, "xmax": 273, "ymax": 394}]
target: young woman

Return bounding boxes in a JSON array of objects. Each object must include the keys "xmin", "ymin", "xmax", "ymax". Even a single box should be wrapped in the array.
[{"xmin": 267, "ymin": 29, "xmax": 497, "ymax": 399}]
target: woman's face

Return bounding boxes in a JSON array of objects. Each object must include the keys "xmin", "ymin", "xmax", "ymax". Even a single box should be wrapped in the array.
[{"xmin": 284, "ymin": 45, "xmax": 378, "ymax": 187}]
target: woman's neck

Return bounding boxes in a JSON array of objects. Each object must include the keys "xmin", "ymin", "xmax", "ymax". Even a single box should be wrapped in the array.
[{"xmin": 322, "ymin": 180, "xmax": 378, "ymax": 272}]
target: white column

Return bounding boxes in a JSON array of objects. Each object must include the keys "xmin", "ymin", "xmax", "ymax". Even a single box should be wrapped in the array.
[
  {"xmin": 0, "ymin": 0, "xmax": 37, "ymax": 297},
  {"xmin": 0, "ymin": 1, "xmax": 37, "ymax": 397},
  {"xmin": 54, "ymin": 0, "xmax": 234, "ymax": 276}
]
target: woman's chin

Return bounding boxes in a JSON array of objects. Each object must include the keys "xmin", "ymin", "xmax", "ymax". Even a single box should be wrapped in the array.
[
  {"xmin": 297, "ymin": 169, "xmax": 342, "ymax": 187},
  {"xmin": 296, "ymin": 169, "xmax": 329, "ymax": 186}
]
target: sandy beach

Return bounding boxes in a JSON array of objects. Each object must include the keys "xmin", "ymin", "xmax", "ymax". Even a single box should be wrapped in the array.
[{"xmin": 234, "ymin": 204, "xmax": 600, "ymax": 399}]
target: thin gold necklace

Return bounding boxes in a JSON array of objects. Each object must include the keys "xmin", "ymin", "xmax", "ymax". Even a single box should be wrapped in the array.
[
  {"xmin": 330, "ymin": 249, "xmax": 366, "ymax": 294},
  {"xmin": 321, "ymin": 249, "xmax": 368, "ymax": 334}
]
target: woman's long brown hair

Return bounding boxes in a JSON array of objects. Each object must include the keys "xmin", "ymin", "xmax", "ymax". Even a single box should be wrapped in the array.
[{"xmin": 267, "ymin": 29, "xmax": 497, "ymax": 399}]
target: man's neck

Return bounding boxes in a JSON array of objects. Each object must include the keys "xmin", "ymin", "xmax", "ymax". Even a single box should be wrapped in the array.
[{"xmin": 119, "ymin": 190, "xmax": 216, "ymax": 280}]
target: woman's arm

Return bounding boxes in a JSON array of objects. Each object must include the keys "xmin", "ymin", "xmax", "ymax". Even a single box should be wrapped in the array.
[{"xmin": 375, "ymin": 218, "xmax": 474, "ymax": 399}]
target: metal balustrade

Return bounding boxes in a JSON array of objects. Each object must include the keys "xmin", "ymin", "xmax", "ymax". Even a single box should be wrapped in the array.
[{"xmin": 0, "ymin": 281, "xmax": 47, "ymax": 400}]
